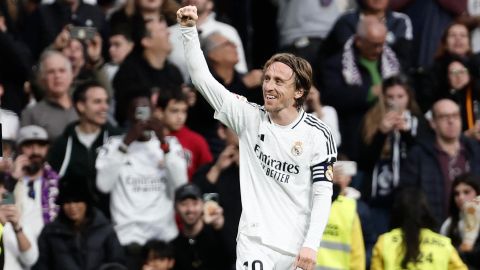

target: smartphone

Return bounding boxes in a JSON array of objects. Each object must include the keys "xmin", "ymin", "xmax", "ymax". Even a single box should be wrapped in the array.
[
  {"xmin": 334, "ymin": 161, "xmax": 357, "ymax": 176},
  {"xmin": 203, "ymin": 193, "xmax": 219, "ymax": 203},
  {"xmin": 70, "ymin": 26, "xmax": 97, "ymax": 40},
  {"xmin": 1, "ymin": 192, "xmax": 15, "ymax": 205},
  {"xmin": 135, "ymin": 106, "xmax": 151, "ymax": 122}
]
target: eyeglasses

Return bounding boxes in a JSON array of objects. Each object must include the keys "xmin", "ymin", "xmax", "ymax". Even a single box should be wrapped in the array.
[
  {"xmin": 27, "ymin": 181, "xmax": 35, "ymax": 199},
  {"xmin": 434, "ymin": 112, "xmax": 461, "ymax": 121},
  {"xmin": 449, "ymin": 68, "xmax": 468, "ymax": 76}
]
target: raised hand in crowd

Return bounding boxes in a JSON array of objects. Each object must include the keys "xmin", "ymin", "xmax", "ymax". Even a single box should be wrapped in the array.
[
  {"xmin": 11, "ymin": 154, "xmax": 30, "ymax": 180},
  {"xmin": 206, "ymin": 145, "xmax": 239, "ymax": 184},
  {"xmin": 203, "ymin": 201, "xmax": 224, "ymax": 230},
  {"xmin": 52, "ymin": 25, "xmax": 71, "ymax": 50},
  {"xmin": 378, "ymin": 110, "xmax": 409, "ymax": 134},
  {"xmin": 123, "ymin": 121, "xmax": 149, "ymax": 145},
  {"xmin": 86, "ymin": 33, "xmax": 103, "ymax": 65}
]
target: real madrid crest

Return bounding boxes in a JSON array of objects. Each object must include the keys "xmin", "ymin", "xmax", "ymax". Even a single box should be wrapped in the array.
[
  {"xmin": 326, "ymin": 165, "xmax": 334, "ymax": 181},
  {"xmin": 291, "ymin": 141, "xmax": 303, "ymax": 156}
]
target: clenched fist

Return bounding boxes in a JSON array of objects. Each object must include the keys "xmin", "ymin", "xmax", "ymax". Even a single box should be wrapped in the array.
[{"xmin": 177, "ymin": 6, "xmax": 198, "ymax": 27}]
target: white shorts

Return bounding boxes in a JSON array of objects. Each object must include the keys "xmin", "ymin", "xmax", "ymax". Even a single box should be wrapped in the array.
[{"xmin": 236, "ymin": 233, "xmax": 296, "ymax": 270}]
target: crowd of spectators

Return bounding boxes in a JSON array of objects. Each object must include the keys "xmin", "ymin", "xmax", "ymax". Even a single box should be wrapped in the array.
[{"xmin": 1, "ymin": 0, "xmax": 480, "ymax": 269}]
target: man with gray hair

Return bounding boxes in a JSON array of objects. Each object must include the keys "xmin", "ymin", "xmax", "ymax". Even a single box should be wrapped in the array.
[
  {"xmin": 319, "ymin": 16, "xmax": 401, "ymax": 160},
  {"xmin": 21, "ymin": 50, "xmax": 78, "ymax": 141}
]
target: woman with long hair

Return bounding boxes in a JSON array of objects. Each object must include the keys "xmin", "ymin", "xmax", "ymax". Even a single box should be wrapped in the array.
[
  {"xmin": 359, "ymin": 75, "xmax": 428, "ymax": 238},
  {"xmin": 370, "ymin": 188, "xmax": 467, "ymax": 270},
  {"xmin": 420, "ymin": 21, "xmax": 480, "ymax": 112},
  {"xmin": 441, "ymin": 174, "xmax": 480, "ymax": 269}
]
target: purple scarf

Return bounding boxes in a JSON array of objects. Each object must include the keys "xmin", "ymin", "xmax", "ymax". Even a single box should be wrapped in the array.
[{"xmin": 40, "ymin": 165, "xmax": 60, "ymax": 224}]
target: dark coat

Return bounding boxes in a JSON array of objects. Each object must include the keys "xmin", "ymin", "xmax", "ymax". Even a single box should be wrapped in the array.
[
  {"xmin": 400, "ymin": 136, "xmax": 480, "ymax": 224},
  {"xmin": 33, "ymin": 208, "xmax": 124, "ymax": 270},
  {"xmin": 322, "ymin": 9, "xmax": 413, "ymax": 69},
  {"xmin": 48, "ymin": 121, "xmax": 121, "ymax": 217},
  {"xmin": 22, "ymin": 0, "xmax": 107, "ymax": 58}
]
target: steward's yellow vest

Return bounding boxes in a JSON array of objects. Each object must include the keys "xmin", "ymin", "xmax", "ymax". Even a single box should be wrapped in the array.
[
  {"xmin": 316, "ymin": 195, "xmax": 356, "ymax": 270},
  {"xmin": 380, "ymin": 228, "xmax": 456, "ymax": 270}
]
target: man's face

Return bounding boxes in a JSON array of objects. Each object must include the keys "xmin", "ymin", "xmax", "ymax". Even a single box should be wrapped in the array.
[
  {"xmin": 262, "ymin": 62, "xmax": 302, "ymax": 114},
  {"xmin": 76, "ymin": 87, "xmax": 109, "ymax": 126},
  {"xmin": 364, "ymin": 0, "xmax": 389, "ymax": 12},
  {"xmin": 176, "ymin": 198, "xmax": 203, "ymax": 226},
  {"xmin": 163, "ymin": 100, "xmax": 188, "ymax": 132},
  {"xmin": 207, "ymin": 34, "xmax": 238, "ymax": 66},
  {"xmin": 62, "ymin": 39, "xmax": 85, "ymax": 75},
  {"xmin": 41, "ymin": 54, "xmax": 73, "ymax": 96},
  {"xmin": 356, "ymin": 33, "xmax": 386, "ymax": 61},
  {"xmin": 109, "ymin": 35, "xmax": 134, "ymax": 65},
  {"xmin": 63, "ymin": 201, "xmax": 87, "ymax": 223},
  {"xmin": 448, "ymin": 61, "xmax": 470, "ymax": 90},
  {"xmin": 144, "ymin": 19, "xmax": 171, "ymax": 54},
  {"xmin": 431, "ymin": 100, "xmax": 462, "ymax": 142},
  {"xmin": 446, "ymin": 24, "xmax": 470, "ymax": 56},
  {"xmin": 20, "ymin": 141, "xmax": 49, "ymax": 173}
]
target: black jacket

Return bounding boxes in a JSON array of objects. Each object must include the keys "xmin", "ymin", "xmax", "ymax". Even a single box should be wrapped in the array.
[
  {"xmin": 400, "ymin": 137, "xmax": 480, "ymax": 224},
  {"xmin": 33, "ymin": 208, "xmax": 124, "ymax": 270},
  {"xmin": 48, "ymin": 121, "xmax": 121, "ymax": 216}
]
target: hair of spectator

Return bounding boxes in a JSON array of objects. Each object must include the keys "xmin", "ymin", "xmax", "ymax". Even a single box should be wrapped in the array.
[
  {"xmin": 200, "ymin": 31, "xmax": 223, "ymax": 55},
  {"xmin": 355, "ymin": 15, "xmax": 386, "ymax": 39},
  {"xmin": 110, "ymin": 23, "xmax": 134, "ymax": 42},
  {"xmin": 382, "ymin": 74, "xmax": 421, "ymax": 114},
  {"xmin": 142, "ymin": 239, "xmax": 175, "ymax": 262},
  {"xmin": 38, "ymin": 50, "xmax": 73, "ymax": 79},
  {"xmin": 431, "ymin": 98, "xmax": 460, "ymax": 119},
  {"xmin": 390, "ymin": 187, "xmax": 436, "ymax": 268},
  {"xmin": 263, "ymin": 53, "xmax": 312, "ymax": 110},
  {"xmin": 447, "ymin": 173, "xmax": 480, "ymax": 246},
  {"xmin": 73, "ymin": 80, "xmax": 106, "ymax": 105},
  {"xmin": 156, "ymin": 86, "xmax": 188, "ymax": 109}
]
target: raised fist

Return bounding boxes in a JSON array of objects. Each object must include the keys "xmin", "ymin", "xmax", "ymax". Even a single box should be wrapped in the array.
[{"xmin": 176, "ymin": 6, "xmax": 198, "ymax": 27}]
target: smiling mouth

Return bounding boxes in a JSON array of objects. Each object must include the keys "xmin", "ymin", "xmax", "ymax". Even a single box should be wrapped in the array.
[{"xmin": 265, "ymin": 95, "xmax": 276, "ymax": 100}]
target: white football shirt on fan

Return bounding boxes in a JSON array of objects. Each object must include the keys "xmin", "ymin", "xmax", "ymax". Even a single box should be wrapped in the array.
[{"xmin": 181, "ymin": 26, "xmax": 337, "ymax": 255}]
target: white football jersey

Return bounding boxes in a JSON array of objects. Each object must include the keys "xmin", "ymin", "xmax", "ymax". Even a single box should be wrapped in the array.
[
  {"xmin": 216, "ymin": 94, "xmax": 337, "ymax": 254},
  {"xmin": 181, "ymin": 26, "xmax": 337, "ymax": 255}
]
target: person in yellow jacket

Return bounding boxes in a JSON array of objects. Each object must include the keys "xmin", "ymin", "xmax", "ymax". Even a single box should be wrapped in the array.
[
  {"xmin": 371, "ymin": 187, "xmax": 467, "ymax": 270},
  {"xmin": 317, "ymin": 161, "xmax": 366, "ymax": 270}
]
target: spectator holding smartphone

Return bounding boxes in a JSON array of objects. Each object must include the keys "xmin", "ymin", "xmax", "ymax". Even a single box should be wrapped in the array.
[
  {"xmin": 96, "ymin": 90, "xmax": 187, "ymax": 270},
  {"xmin": 0, "ymin": 177, "xmax": 39, "ymax": 270},
  {"xmin": 172, "ymin": 183, "xmax": 229, "ymax": 270},
  {"xmin": 10, "ymin": 125, "xmax": 59, "ymax": 243}
]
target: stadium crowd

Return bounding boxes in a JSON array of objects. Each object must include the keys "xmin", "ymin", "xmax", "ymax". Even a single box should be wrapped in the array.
[{"xmin": 0, "ymin": 0, "xmax": 480, "ymax": 269}]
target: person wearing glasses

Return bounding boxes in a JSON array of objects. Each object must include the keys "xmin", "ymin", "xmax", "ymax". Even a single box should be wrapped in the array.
[
  {"xmin": 401, "ymin": 99, "xmax": 480, "ymax": 225},
  {"xmin": 10, "ymin": 125, "xmax": 60, "ymax": 244}
]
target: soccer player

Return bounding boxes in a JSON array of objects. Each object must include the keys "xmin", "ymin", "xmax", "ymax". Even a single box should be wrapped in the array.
[{"xmin": 177, "ymin": 6, "xmax": 337, "ymax": 270}]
